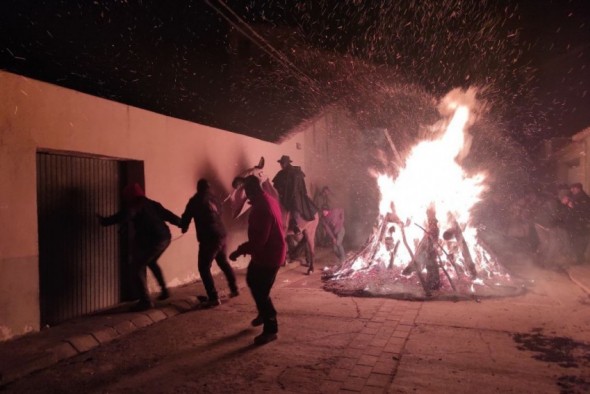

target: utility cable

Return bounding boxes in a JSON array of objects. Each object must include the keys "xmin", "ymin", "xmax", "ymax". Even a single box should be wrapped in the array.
[{"xmin": 203, "ymin": 0, "xmax": 320, "ymax": 93}]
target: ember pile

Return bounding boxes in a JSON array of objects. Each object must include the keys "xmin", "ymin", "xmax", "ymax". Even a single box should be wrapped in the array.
[{"xmin": 323, "ymin": 89, "xmax": 526, "ymax": 300}]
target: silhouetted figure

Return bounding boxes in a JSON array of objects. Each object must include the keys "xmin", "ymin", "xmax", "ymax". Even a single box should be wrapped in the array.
[
  {"xmin": 98, "ymin": 183, "xmax": 181, "ymax": 310},
  {"xmin": 314, "ymin": 186, "xmax": 333, "ymax": 247},
  {"xmin": 313, "ymin": 186, "xmax": 332, "ymax": 212},
  {"xmin": 531, "ymin": 190, "xmax": 575, "ymax": 269},
  {"xmin": 567, "ymin": 183, "xmax": 590, "ymax": 263},
  {"xmin": 272, "ymin": 155, "xmax": 318, "ymax": 274},
  {"xmin": 180, "ymin": 179, "xmax": 238, "ymax": 307},
  {"xmin": 230, "ymin": 175, "xmax": 286, "ymax": 345},
  {"xmin": 570, "ymin": 182, "xmax": 590, "ymax": 207},
  {"xmin": 321, "ymin": 208, "xmax": 346, "ymax": 262},
  {"xmin": 272, "ymin": 155, "xmax": 317, "ymax": 221}
]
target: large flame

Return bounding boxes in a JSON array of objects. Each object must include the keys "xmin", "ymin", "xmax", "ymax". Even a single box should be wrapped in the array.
[
  {"xmin": 339, "ymin": 97, "xmax": 511, "ymax": 295},
  {"xmin": 378, "ymin": 104, "xmax": 487, "ymax": 264}
]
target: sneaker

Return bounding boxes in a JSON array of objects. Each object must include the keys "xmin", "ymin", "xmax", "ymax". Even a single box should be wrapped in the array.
[
  {"xmin": 251, "ymin": 315, "xmax": 263, "ymax": 327},
  {"xmin": 229, "ymin": 290, "xmax": 240, "ymax": 298},
  {"xmin": 201, "ymin": 298, "xmax": 221, "ymax": 308},
  {"xmin": 157, "ymin": 289, "xmax": 170, "ymax": 301},
  {"xmin": 254, "ymin": 332, "xmax": 277, "ymax": 346},
  {"xmin": 307, "ymin": 268, "xmax": 314, "ymax": 275}
]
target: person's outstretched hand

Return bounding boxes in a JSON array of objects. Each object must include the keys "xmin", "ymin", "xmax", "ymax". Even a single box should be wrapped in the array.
[{"xmin": 229, "ymin": 250, "xmax": 240, "ymax": 261}]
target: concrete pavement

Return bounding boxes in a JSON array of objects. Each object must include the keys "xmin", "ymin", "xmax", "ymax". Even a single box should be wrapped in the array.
[{"xmin": 1, "ymin": 249, "xmax": 589, "ymax": 392}]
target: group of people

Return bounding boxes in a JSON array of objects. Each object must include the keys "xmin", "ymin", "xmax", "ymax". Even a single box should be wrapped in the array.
[
  {"xmin": 555, "ymin": 182, "xmax": 590, "ymax": 264},
  {"xmin": 492, "ymin": 181, "xmax": 590, "ymax": 269},
  {"xmin": 275, "ymin": 157, "xmax": 347, "ymax": 270},
  {"xmin": 97, "ymin": 155, "xmax": 346, "ymax": 346}
]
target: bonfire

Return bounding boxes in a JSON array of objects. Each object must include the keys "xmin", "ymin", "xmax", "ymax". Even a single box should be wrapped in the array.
[{"xmin": 323, "ymin": 90, "xmax": 525, "ymax": 300}]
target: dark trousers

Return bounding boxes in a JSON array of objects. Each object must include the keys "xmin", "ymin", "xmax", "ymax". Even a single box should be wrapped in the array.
[
  {"xmin": 247, "ymin": 263, "xmax": 279, "ymax": 334},
  {"xmin": 198, "ymin": 238, "xmax": 237, "ymax": 301},
  {"xmin": 134, "ymin": 238, "xmax": 170, "ymax": 302},
  {"xmin": 570, "ymin": 232, "xmax": 589, "ymax": 264}
]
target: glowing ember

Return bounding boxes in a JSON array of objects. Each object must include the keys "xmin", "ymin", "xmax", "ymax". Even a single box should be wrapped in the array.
[{"xmin": 324, "ymin": 89, "xmax": 524, "ymax": 300}]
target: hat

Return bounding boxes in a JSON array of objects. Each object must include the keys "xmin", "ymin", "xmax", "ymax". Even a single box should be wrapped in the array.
[
  {"xmin": 122, "ymin": 183, "xmax": 145, "ymax": 202},
  {"xmin": 277, "ymin": 155, "xmax": 292, "ymax": 164},
  {"xmin": 197, "ymin": 178, "xmax": 210, "ymax": 193},
  {"xmin": 243, "ymin": 175, "xmax": 263, "ymax": 196}
]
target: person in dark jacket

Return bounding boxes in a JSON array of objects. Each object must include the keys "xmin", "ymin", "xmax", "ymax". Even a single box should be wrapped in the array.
[
  {"xmin": 272, "ymin": 155, "xmax": 317, "ymax": 222},
  {"xmin": 566, "ymin": 183, "xmax": 590, "ymax": 263},
  {"xmin": 180, "ymin": 179, "xmax": 238, "ymax": 307},
  {"xmin": 230, "ymin": 175, "xmax": 286, "ymax": 345},
  {"xmin": 98, "ymin": 183, "xmax": 181, "ymax": 310},
  {"xmin": 272, "ymin": 155, "xmax": 318, "ymax": 273}
]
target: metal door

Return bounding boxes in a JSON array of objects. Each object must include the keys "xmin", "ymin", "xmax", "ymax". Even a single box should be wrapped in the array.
[{"xmin": 37, "ymin": 151, "xmax": 122, "ymax": 326}]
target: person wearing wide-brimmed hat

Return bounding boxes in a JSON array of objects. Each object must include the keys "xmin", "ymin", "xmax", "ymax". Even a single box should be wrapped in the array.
[
  {"xmin": 272, "ymin": 155, "xmax": 317, "ymax": 222},
  {"xmin": 272, "ymin": 155, "xmax": 318, "ymax": 273}
]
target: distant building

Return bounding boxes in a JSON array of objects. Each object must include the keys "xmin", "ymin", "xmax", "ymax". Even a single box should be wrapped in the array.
[{"xmin": 541, "ymin": 127, "xmax": 590, "ymax": 188}]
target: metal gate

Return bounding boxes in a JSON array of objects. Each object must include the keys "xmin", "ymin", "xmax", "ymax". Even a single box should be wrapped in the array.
[{"xmin": 37, "ymin": 151, "xmax": 123, "ymax": 326}]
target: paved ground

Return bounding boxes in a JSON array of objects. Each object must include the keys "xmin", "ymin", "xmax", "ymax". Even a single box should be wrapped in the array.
[{"xmin": 0, "ymin": 248, "xmax": 589, "ymax": 393}]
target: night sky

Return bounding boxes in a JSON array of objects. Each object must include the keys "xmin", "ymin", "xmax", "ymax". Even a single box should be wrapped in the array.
[{"xmin": 0, "ymin": 0, "xmax": 588, "ymax": 147}]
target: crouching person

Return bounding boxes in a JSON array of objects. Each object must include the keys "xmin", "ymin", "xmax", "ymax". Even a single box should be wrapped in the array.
[
  {"xmin": 98, "ymin": 183, "xmax": 181, "ymax": 311},
  {"xmin": 230, "ymin": 175, "xmax": 286, "ymax": 345}
]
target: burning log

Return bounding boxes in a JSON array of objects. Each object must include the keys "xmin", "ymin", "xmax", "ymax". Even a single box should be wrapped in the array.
[
  {"xmin": 322, "ymin": 98, "xmax": 526, "ymax": 300},
  {"xmin": 401, "ymin": 208, "xmax": 442, "ymax": 292},
  {"xmin": 410, "ymin": 222, "xmax": 457, "ymax": 291},
  {"xmin": 448, "ymin": 218, "xmax": 478, "ymax": 278},
  {"xmin": 436, "ymin": 253, "xmax": 457, "ymax": 292},
  {"xmin": 424, "ymin": 207, "xmax": 442, "ymax": 291},
  {"xmin": 399, "ymin": 224, "xmax": 432, "ymax": 297},
  {"xmin": 383, "ymin": 224, "xmax": 400, "ymax": 269}
]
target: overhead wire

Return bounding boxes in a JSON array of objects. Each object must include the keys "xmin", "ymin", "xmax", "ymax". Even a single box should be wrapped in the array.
[{"xmin": 203, "ymin": 0, "xmax": 321, "ymax": 94}]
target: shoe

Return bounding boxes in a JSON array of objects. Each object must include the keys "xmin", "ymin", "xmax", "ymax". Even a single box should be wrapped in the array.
[
  {"xmin": 201, "ymin": 298, "xmax": 221, "ymax": 308},
  {"xmin": 157, "ymin": 289, "xmax": 170, "ymax": 300},
  {"xmin": 251, "ymin": 316, "xmax": 263, "ymax": 327},
  {"xmin": 130, "ymin": 300, "xmax": 153, "ymax": 311},
  {"xmin": 307, "ymin": 268, "xmax": 314, "ymax": 275},
  {"xmin": 254, "ymin": 332, "xmax": 277, "ymax": 346},
  {"xmin": 229, "ymin": 290, "xmax": 240, "ymax": 298}
]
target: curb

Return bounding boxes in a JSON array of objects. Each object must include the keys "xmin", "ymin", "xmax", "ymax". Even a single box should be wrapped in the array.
[
  {"xmin": 0, "ymin": 263, "xmax": 301, "ymax": 388},
  {"xmin": 0, "ymin": 298, "xmax": 201, "ymax": 387}
]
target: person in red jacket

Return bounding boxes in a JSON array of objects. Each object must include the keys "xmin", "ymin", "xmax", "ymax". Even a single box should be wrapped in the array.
[{"xmin": 230, "ymin": 175, "xmax": 286, "ymax": 345}]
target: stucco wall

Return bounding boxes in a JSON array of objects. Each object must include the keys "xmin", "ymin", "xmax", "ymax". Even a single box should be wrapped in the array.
[
  {"xmin": 0, "ymin": 70, "xmax": 303, "ymax": 340},
  {"xmin": 302, "ymin": 108, "xmax": 378, "ymax": 249}
]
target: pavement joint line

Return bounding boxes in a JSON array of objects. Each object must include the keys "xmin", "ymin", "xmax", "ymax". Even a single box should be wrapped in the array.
[
  {"xmin": 2, "ymin": 261, "xmax": 380, "ymax": 388},
  {"xmin": 320, "ymin": 300, "xmax": 419, "ymax": 393}
]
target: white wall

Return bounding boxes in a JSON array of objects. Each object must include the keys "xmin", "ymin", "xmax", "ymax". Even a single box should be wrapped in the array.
[
  {"xmin": 0, "ymin": 70, "xmax": 304, "ymax": 340},
  {"xmin": 301, "ymin": 108, "xmax": 377, "ymax": 249}
]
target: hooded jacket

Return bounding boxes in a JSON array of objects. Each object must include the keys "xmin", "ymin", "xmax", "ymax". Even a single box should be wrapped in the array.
[
  {"xmin": 101, "ymin": 184, "xmax": 180, "ymax": 245},
  {"xmin": 235, "ymin": 191, "xmax": 286, "ymax": 268},
  {"xmin": 180, "ymin": 190, "xmax": 227, "ymax": 242}
]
